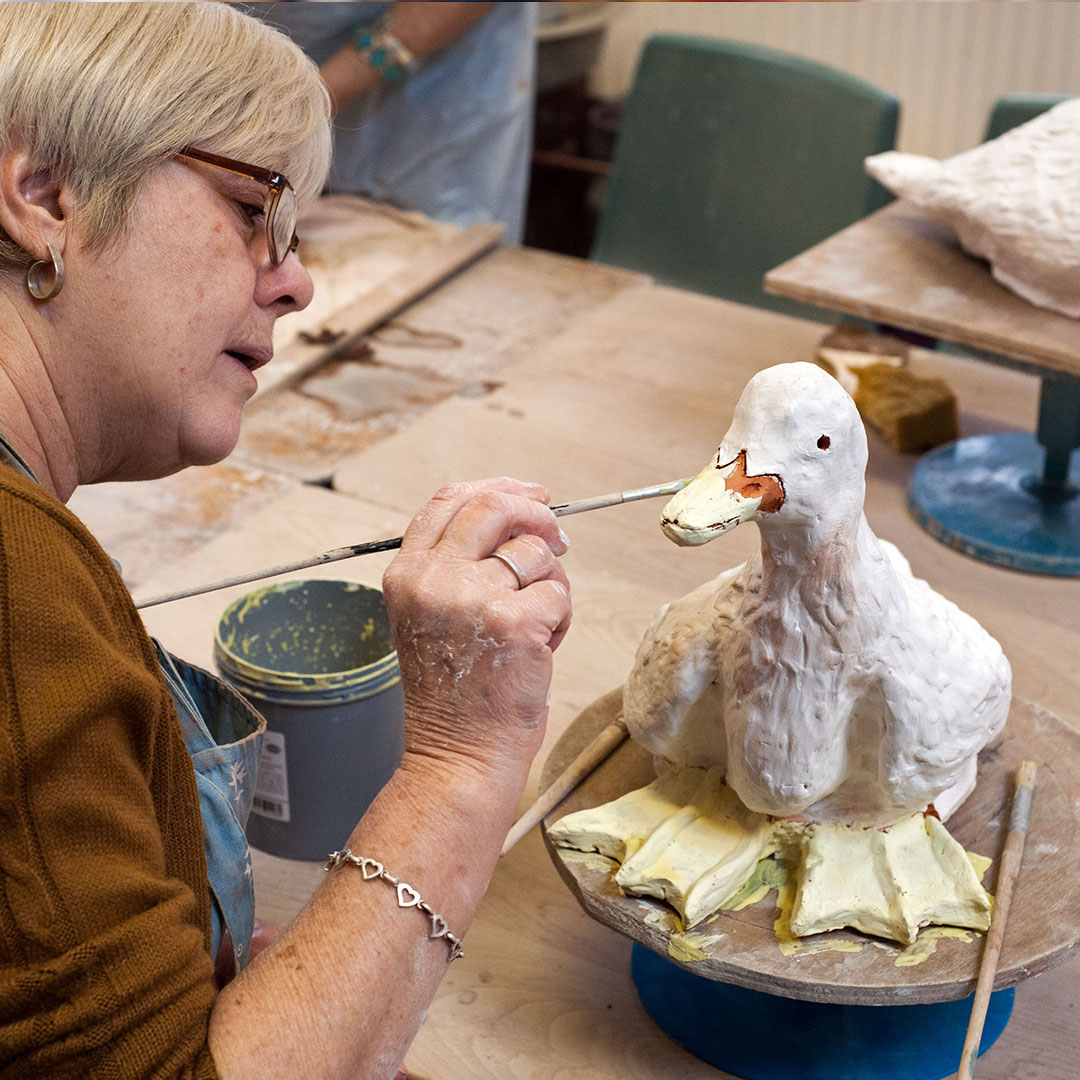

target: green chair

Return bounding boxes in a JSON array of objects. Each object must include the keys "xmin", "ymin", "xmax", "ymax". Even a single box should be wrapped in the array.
[
  {"xmin": 983, "ymin": 92, "xmax": 1072, "ymax": 141},
  {"xmin": 590, "ymin": 35, "xmax": 899, "ymax": 321}
]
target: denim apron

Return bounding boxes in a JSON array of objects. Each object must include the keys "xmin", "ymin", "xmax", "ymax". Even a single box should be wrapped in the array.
[
  {"xmin": 154, "ymin": 646, "xmax": 263, "ymax": 972},
  {"xmin": 246, "ymin": 1, "xmax": 537, "ymax": 243},
  {"xmin": 0, "ymin": 434, "xmax": 263, "ymax": 971}
]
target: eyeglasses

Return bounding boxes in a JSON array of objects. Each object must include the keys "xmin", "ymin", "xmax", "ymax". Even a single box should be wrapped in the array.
[{"xmin": 175, "ymin": 146, "xmax": 299, "ymax": 266}]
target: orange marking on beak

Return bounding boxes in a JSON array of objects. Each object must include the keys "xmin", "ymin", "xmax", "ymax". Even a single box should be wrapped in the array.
[{"xmin": 720, "ymin": 450, "xmax": 786, "ymax": 514}]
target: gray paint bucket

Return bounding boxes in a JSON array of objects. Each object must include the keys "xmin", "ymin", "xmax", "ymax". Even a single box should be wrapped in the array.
[{"xmin": 214, "ymin": 578, "xmax": 404, "ymax": 861}]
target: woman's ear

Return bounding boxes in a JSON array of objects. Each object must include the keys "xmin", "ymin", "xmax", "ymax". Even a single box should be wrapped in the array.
[{"xmin": 0, "ymin": 146, "xmax": 68, "ymax": 261}]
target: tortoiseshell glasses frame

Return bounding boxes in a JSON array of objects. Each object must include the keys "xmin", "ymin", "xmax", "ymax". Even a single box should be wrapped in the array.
[{"xmin": 175, "ymin": 146, "xmax": 299, "ymax": 266}]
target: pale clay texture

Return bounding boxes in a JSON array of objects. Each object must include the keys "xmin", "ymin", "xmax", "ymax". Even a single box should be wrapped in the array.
[
  {"xmin": 549, "ymin": 767, "xmax": 992, "ymax": 940},
  {"xmin": 864, "ymin": 97, "xmax": 1080, "ymax": 318},
  {"xmin": 625, "ymin": 363, "xmax": 1011, "ymax": 828}
]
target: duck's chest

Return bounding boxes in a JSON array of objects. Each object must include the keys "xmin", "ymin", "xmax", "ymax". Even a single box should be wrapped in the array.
[{"xmin": 719, "ymin": 574, "xmax": 870, "ymax": 726}]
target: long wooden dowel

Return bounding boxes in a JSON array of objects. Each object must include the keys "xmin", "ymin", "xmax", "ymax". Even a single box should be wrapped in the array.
[
  {"xmin": 501, "ymin": 718, "xmax": 629, "ymax": 856},
  {"xmin": 957, "ymin": 760, "xmax": 1038, "ymax": 1080}
]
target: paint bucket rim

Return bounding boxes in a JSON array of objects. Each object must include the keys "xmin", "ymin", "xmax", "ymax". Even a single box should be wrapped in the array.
[{"xmin": 214, "ymin": 578, "xmax": 400, "ymax": 703}]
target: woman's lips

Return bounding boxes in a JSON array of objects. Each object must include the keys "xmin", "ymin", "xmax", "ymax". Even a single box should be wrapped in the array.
[{"xmin": 224, "ymin": 346, "xmax": 272, "ymax": 371}]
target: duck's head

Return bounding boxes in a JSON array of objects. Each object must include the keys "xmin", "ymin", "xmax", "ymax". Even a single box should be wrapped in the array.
[{"xmin": 660, "ymin": 362, "xmax": 868, "ymax": 547}]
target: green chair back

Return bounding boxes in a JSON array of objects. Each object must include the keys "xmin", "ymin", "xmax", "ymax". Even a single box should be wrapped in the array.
[
  {"xmin": 983, "ymin": 92, "xmax": 1072, "ymax": 141},
  {"xmin": 590, "ymin": 35, "xmax": 899, "ymax": 321}
]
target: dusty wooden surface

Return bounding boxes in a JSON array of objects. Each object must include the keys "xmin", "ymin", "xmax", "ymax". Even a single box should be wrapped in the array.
[
  {"xmin": 133, "ymin": 262, "xmax": 1080, "ymax": 1077},
  {"xmin": 257, "ymin": 195, "xmax": 502, "ymax": 398},
  {"xmin": 67, "ymin": 461, "xmax": 298, "ymax": 592},
  {"xmin": 75, "ymin": 237, "xmax": 645, "ymax": 581},
  {"xmin": 542, "ymin": 690, "xmax": 1080, "ymax": 1006},
  {"xmin": 764, "ymin": 200, "xmax": 1080, "ymax": 377},
  {"xmin": 135, "ymin": 484, "xmax": 410, "ymax": 658},
  {"xmin": 332, "ymin": 285, "xmax": 1078, "ymax": 733},
  {"xmin": 233, "ymin": 246, "xmax": 646, "ymax": 482}
]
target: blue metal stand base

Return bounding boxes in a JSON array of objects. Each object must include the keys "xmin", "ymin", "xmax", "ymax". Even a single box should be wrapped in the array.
[
  {"xmin": 907, "ymin": 432, "xmax": 1080, "ymax": 576},
  {"xmin": 631, "ymin": 943, "xmax": 1014, "ymax": 1080}
]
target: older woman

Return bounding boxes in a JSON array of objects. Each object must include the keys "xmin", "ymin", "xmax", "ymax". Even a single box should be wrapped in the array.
[{"xmin": 0, "ymin": 6, "xmax": 570, "ymax": 1078}]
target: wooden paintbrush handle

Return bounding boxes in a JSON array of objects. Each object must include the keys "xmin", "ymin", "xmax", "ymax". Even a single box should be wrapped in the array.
[
  {"xmin": 500, "ymin": 718, "xmax": 629, "ymax": 857},
  {"xmin": 958, "ymin": 760, "xmax": 1037, "ymax": 1080}
]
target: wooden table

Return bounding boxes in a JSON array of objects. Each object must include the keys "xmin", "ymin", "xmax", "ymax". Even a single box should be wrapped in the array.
[
  {"xmin": 764, "ymin": 199, "xmax": 1080, "ymax": 578},
  {"xmin": 75, "ymin": 223, "xmax": 644, "ymax": 590},
  {"xmin": 132, "ymin": 242, "xmax": 1080, "ymax": 1077},
  {"xmin": 762, "ymin": 200, "xmax": 1080, "ymax": 378}
]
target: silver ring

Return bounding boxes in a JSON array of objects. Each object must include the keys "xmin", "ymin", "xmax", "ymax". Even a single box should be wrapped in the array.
[{"xmin": 489, "ymin": 550, "xmax": 525, "ymax": 590}]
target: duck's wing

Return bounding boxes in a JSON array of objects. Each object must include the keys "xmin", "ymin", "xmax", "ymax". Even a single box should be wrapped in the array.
[
  {"xmin": 878, "ymin": 576, "xmax": 1012, "ymax": 811},
  {"xmin": 624, "ymin": 563, "xmax": 745, "ymax": 770}
]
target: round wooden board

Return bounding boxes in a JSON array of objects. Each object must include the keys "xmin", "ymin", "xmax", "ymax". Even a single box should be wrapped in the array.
[{"xmin": 541, "ymin": 690, "xmax": 1080, "ymax": 1005}]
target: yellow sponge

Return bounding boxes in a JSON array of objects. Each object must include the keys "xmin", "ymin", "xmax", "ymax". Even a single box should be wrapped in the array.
[
  {"xmin": 816, "ymin": 324, "xmax": 958, "ymax": 453},
  {"xmin": 851, "ymin": 363, "xmax": 959, "ymax": 454}
]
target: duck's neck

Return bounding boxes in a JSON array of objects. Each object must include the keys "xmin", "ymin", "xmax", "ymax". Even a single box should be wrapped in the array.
[{"xmin": 756, "ymin": 513, "xmax": 868, "ymax": 595}]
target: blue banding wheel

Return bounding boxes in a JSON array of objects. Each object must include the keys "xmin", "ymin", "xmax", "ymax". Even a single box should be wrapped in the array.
[
  {"xmin": 631, "ymin": 943, "xmax": 1014, "ymax": 1080},
  {"xmin": 907, "ymin": 432, "xmax": 1080, "ymax": 577}
]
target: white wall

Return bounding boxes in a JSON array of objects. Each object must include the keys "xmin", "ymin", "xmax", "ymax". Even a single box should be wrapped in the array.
[{"xmin": 589, "ymin": 1, "xmax": 1080, "ymax": 159}]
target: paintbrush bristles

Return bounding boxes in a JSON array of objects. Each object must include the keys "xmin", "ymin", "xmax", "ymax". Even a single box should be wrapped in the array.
[{"xmin": 957, "ymin": 760, "xmax": 1037, "ymax": 1080}]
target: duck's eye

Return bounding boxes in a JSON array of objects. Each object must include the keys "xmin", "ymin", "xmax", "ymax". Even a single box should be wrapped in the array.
[{"xmin": 817, "ymin": 435, "xmax": 831, "ymax": 450}]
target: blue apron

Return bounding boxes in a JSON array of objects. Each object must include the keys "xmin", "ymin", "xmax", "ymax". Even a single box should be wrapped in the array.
[
  {"xmin": 0, "ymin": 434, "xmax": 262, "ymax": 971},
  {"xmin": 247, "ymin": 1, "xmax": 537, "ymax": 244}
]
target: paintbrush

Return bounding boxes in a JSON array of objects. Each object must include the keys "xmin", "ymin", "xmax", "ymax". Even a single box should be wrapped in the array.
[
  {"xmin": 133, "ymin": 478, "xmax": 691, "ymax": 610},
  {"xmin": 500, "ymin": 715, "xmax": 629, "ymax": 856},
  {"xmin": 957, "ymin": 760, "xmax": 1038, "ymax": 1080}
]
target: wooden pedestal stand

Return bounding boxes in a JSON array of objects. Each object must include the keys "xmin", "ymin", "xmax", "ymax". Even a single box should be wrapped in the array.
[{"xmin": 541, "ymin": 690, "xmax": 1080, "ymax": 1078}]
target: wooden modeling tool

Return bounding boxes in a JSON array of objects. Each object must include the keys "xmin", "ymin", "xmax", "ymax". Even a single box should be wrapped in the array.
[
  {"xmin": 133, "ymin": 478, "xmax": 690, "ymax": 610},
  {"xmin": 501, "ymin": 716, "xmax": 629, "ymax": 856},
  {"xmin": 957, "ymin": 760, "xmax": 1038, "ymax": 1080}
]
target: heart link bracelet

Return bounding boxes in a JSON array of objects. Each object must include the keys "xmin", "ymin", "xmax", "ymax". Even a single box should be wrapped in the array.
[{"xmin": 325, "ymin": 849, "xmax": 464, "ymax": 962}]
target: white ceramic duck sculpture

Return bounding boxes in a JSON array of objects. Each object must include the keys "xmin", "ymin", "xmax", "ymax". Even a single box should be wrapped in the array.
[
  {"xmin": 551, "ymin": 363, "xmax": 1010, "ymax": 942},
  {"xmin": 625, "ymin": 361, "xmax": 1011, "ymax": 828},
  {"xmin": 552, "ymin": 362, "xmax": 1015, "ymax": 937}
]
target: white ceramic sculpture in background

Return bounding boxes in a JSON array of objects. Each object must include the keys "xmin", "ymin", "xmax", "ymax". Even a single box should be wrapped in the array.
[
  {"xmin": 552, "ymin": 363, "xmax": 1011, "ymax": 943},
  {"xmin": 864, "ymin": 97, "xmax": 1080, "ymax": 319}
]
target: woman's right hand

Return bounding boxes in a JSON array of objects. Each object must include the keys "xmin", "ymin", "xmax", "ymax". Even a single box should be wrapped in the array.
[{"xmin": 381, "ymin": 478, "xmax": 572, "ymax": 779}]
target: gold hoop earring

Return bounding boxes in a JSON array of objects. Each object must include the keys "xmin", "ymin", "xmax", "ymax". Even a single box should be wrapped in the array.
[{"xmin": 26, "ymin": 242, "xmax": 65, "ymax": 301}]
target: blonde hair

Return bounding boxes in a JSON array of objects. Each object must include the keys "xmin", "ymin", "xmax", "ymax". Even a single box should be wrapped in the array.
[{"xmin": 0, "ymin": 2, "xmax": 331, "ymax": 270}]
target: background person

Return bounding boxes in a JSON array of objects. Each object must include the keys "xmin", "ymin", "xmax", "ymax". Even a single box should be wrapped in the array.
[{"xmin": 245, "ymin": 1, "xmax": 538, "ymax": 243}]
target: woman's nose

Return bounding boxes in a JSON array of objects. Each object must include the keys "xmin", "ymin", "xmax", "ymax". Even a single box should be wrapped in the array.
[{"xmin": 257, "ymin": 249, "xmax": 314, "ymax": 316}]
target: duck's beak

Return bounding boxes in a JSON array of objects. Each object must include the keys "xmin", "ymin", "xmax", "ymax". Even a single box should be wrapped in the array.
[{"xmin": 660, "ymin": 450, "xmax": 785, "ymax": 546}]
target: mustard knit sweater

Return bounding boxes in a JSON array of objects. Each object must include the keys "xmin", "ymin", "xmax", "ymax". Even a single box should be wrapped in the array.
[{"xmin": 0, "ymin": 469, "xmax": 218, "ymax": 1078}]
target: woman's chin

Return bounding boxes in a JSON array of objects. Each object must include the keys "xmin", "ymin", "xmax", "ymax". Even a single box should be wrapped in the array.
[
  {"xmin": 187, "ymin": 434, "xmax": 241, "ymax": 469},
  {"xmin": 176, "ymin": 419, "xmax": 243, "ymax": 471}
]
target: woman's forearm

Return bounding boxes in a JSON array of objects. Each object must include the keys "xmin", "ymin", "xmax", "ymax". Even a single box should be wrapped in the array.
[
  {"xmin": 210, "ymin": 478, "xmax": 570, "ymax": 1078},
  {"xmin": 321, "ymin": 2, "xmax": 496, "ymax": 115},
  {"xmin": 208, "ymin": 747, "xmax": 529, "ymax": 1079}
]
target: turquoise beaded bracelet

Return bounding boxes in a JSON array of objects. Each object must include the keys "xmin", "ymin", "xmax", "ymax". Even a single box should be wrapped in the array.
[{"xmin": 355, "ymin": 26, "xmax": 418, "ymax": 85}]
